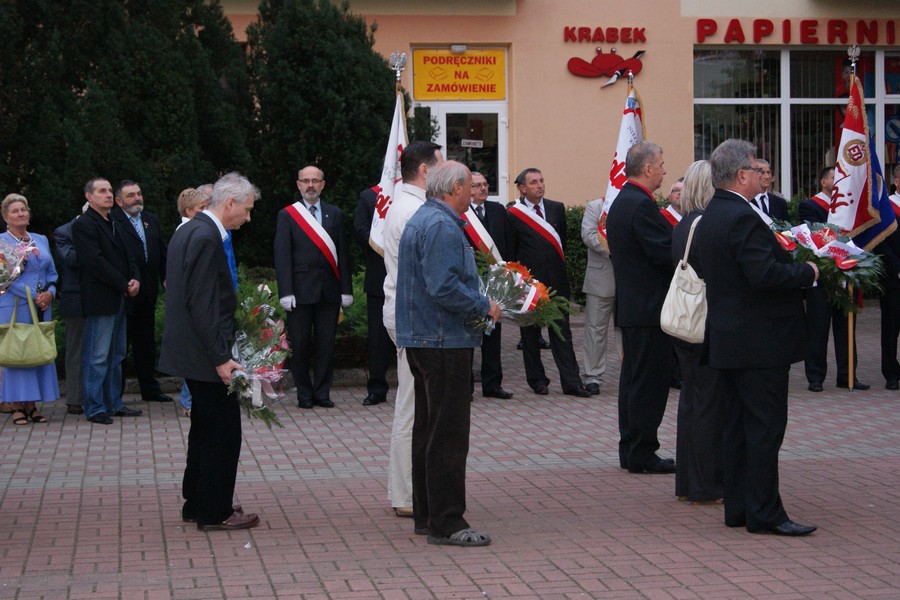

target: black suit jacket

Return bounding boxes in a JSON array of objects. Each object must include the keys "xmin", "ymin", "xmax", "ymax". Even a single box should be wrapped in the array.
[
  {"xmin": 274, "ymin": 201, "xmax": 351, "ymax": 305},
  {"xmin": 353, "ymin": 188, "xmax": 388, "ymax": 297},
  {"xmin": 606, "ymin": 181, "xmax": 674, "ymax": 327},
  {"xmin": 798, "ymin": 197, "xmax": 829, "ymax": 224},
  {"xmin": 53, "ymin": 217, "xmax": 82, "ymax": 318},
  {"xmin": 694, "ymin": 189, "xmax": 816, "ymax": 369},
  {"xmin": 110, "ymin": 205, "xmax": 167, "ymax": 311},
  {"xmin": 506, "ymin": 197, "xmax": 570, "ymax": 297},
  {"xmin": 72, "ymin": 207, "xmax": 139, "ymax": 316},
  {"xmin": 158, "ymin": 212, "xmax": 236, "ymax": 382},
  {"xmin": 766, "ymin": 191, "xmax": 790, "ymax": 221},
  {"xmin": 471, "ymin": 201, "xmax": 510, "ymax": 260}
]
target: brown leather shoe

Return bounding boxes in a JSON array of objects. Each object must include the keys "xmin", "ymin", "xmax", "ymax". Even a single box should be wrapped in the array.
[
  {"xmin": 394, "ymin": 507, "xmax": 414, "ymax": 518},
  {"xmin": 183, "ymin": 504, "xmax": 243, "ymax": 523},
  {"xmin": 198, "ymin": 510, "xmax": 260, "ymax": 531}
]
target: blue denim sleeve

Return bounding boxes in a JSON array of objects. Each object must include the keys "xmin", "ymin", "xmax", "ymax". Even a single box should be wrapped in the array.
[{"xmin": 419, "ymin": 221, "xmax": 491, "ymax": 316}]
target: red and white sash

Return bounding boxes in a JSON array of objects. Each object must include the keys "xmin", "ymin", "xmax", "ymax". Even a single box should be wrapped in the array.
[
  {"xmin": 811, "ymin": 191, "xmax": 831, "ymax": 213},
  {"xmin": 285, "ymin": 202, "xmax": 339, "ymax": 279},
  {"xmin": 508, "ymin": 203, "xmax": 564, "ymax": 261},
  {"xmin": 660, "ymin": 205, "xmax": 681, "ymax": 227},
  {"xmin": 461, "ymin": 207, "xmax": 503, "ymax": 263},
  {"xmin": 889, "ymin": 193, "xmax": 900, "ymax": 219}
]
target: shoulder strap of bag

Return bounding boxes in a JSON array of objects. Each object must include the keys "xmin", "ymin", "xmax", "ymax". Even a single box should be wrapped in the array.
[
  {"xmin": 23, "ymin": 286, "xmax": 40, "ymax": 323},
  {"xmin": 681, "ymin": 216, "xmax": 702, "ymax": 266}
]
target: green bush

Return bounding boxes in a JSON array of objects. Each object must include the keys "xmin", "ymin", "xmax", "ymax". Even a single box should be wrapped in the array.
[{"xmin": 565, "ymin": 205, "xmax": 587, "ymax": 305}]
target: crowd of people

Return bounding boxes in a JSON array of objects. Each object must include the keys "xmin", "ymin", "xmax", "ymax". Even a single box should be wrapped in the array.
[{"xmin": 2, "ymin": 141, "xmax": 899, "ymax": 542}]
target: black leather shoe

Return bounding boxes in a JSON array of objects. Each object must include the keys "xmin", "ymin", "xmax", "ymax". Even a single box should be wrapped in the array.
[
  {"xmin": 808, "ymin": 381, "xmax": 823, "ymax": 392},
  {"xmin": 764, "ymin": 520, "xmax": 817, "ymax": 536},
  {"xmin": 516, "ymin": 340, "xmax": 524, "ymax": 350},
  {"xmin": 362, "ymin": 394, "xmax": 386, "ymax": 406},
  {"xmin": 298, "ymin": 399, "xmax": 314, "ymax": 409},
  {"xmin": 629, "ymin": 457, "xmax": 676, "ymax": 474},
  {"xmin": 539, "ymin": 337, "xmax": 551, "ymax": 350},
  {"xmin": 67, "ymin": 405, "xmax": 84, "ymax": 415},
  {"xmin": 531, "ymin": 384, "xmax": 549, "ymax": 395},
  {"xmin": 483, "ymin": 388, "xmax": 513, "ymax": 399},
  {"xmin": 886, "ymin": 380, "xmax": 899, "ymax": 390},
  {"xmin": 88, "ymin": 413, "xmax": 113, "ymax": 425},
  {"xmin": 314, "ymin": 398, "xmax": 335, "ymax": 408},
  {"xmin": 836, "ymin": 380, "xmax": 870, "ymax": 390},
  {"xmin": 670, "ymin": 379, "xmax": 682, "ymax": 390},
  {"xmin": 114, "ymin": 406, "xmax": 143, "ymax": 417},
  {"xmin": 584, "ymin": 383, "xmax": 600, "ymax": 395},
  {"xmin": 145, "ymin": 394, "xmax": 173, "ymax": 403},
  {"xmin": 565, "ymin": 386, "xmax": 592, "ymax": 398}
]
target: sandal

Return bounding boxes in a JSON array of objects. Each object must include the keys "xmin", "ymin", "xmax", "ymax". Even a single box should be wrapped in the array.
[
  {"xmin": 427, "ymin": 528, "xmax": 492, "ymax": 547},
  {"xmin": 26, "ymin": 408, "xmax": 48, "ymax": 424},
  {"xmin": 11, "ymin": 410, "xmax": 29, "ymax": 426}
]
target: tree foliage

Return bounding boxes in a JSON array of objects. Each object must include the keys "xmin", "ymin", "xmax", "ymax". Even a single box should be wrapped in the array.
[{"xmin": 245, "ymin": 0, "xmax": 395, "ymax": 266}]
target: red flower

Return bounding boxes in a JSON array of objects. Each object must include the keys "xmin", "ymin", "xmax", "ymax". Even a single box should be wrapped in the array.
[{"xmin": 773, "ymin": 231, "xmax": 796, "ymax": 252}]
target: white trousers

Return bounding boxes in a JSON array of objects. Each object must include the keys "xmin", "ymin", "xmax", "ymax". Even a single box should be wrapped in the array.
[
  {"xmin": 581, "ymin": 293, "xmax": 615, "ymax": 385},
  {"xmin": 386, "ymin": 328, "xmax": 414, "ymax": 508}
]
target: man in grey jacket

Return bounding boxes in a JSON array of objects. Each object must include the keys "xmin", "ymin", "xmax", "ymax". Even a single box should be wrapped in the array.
[{"xmin": 580, "ymin": 198, "xmax": 616, "ymax": 395}]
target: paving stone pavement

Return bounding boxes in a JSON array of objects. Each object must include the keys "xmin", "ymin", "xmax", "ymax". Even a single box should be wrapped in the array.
[{"xmin": 1, "ymin": 306, "xmax": 898, "ymax": 599}]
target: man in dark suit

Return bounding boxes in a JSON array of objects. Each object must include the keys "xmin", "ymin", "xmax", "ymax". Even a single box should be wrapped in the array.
[
  {"xmin": 878, "ymin": 165, "xmax": 900, "ymax": 390},
  {"xmin": 506, "ymin": 168, "xmax": 590, "ymax": 397},
  {"xmin": 695, "ymin": 138, "xmax": 819, "ymax": 536},
  {"xmin": 72, "ymin": 178, "xmax": 143, "ymax": 424},
  {"xmin": 353, "ymin": 186, "xmax": 395, "ymax": 406},
  {"xmin": 606, "ymin": 142, "xmax": 675, "ymax": 474},
  {"xmin": 111, "ymin": 180, "xmax": 172, "ymax": 403},
  {"xmin": 159, "ymin": 172, "xmax": 260, "ymax": 532},
  {"xmin": 754, "ymin": 159, "xmax": 790, "ymax": 221},
  {"xmin": 466, "ymin": 171, "xmax": 512, "ymax": 399},
  {"xmin": 54, "ymin": 208, "xmax": 86, "ymax": 415},
  {"xmin": 274, "ymin": 166, "xmax": 352, "ymax": 409},
  {"xmin": 798, "ymin": 166, "xmax": 869, "ymax": 392}
]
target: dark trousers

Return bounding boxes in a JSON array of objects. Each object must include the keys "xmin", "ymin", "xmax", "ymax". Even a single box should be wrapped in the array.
[
  {"xmin": 521, "ymin": 316, "xmax": 582, "ymax": 393},
  {"xmin": 804, "ymin": 286, "xmax": 856, "ymax": 385},
  {"xmin": 125, "ymin": 298, "xmax": 162, "ymax": 400},
  {"xmin": 880, "ymin": 286, "xmax": 900, "ymax": 383},
  {"xmin": 407, "ymin": 347, "xmax": 473, "ymax": 538},
  {"xmin": 365, "ymin": 293, "xmax": 394, "ymax": 398},
  {"xmin": 618, "ymin": 326, "xmax": 673, "ymax": 469},
  {"xmin": 286, "ymin": 301, "xmax": 340, "ymax": 402},
  {"xmin": 64, "ymin": 315, "xmax": 84, "ymax": 407},
  {"xmin": 719, "ymin": 367, "xmax": 789, "ymax": 532},
  {"xmin": 673, "ymin": 340, "xmax": 724, "ymax": 501},
  {"xmin": 479, "ymin": 322, "xmax": 504, "ymax": 393},
  {"xmin": 182, "ymin": 379, "xmax": 242, "ymax": 527}
]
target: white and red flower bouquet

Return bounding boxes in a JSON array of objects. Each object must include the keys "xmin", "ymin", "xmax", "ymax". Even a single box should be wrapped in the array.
[
  {"xmin": 471, "ymin": 255, "xmax": 575, "ymax": 339},
  {"xmin": 0, "ymin": 238, "xmax": 31, "ymax": 294},
  {"xmin": 229, "ymin": 285, "xmax": 290, "ymax": 429},
  {"xmin": 770, "ymin": 220, "xmax": 884, "ymax": 313}
]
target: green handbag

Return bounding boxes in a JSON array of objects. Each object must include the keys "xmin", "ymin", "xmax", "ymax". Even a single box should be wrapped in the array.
[{"xmin": 0, "ymin": 285, "xmax": 57, "ymax": 368}]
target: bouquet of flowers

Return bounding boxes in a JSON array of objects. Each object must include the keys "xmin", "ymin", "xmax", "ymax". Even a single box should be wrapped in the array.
[
  {"xmin": 0, "ymin": 238, "xmax": 30, "ymax": 294},
  {"xmin": 228, "ymin": 285, "xmax": 290, "ymax": 429},
  {"xmin": 470, "ymin": 254, "xmax": 575, "ymax": 340},
  {"xmin": 770, "ymin": 220, "xmax": 884, "ymax": 313}
]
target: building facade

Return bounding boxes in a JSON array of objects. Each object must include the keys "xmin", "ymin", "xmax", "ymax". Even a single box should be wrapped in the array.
[{"xmin": 224, "ymin": 0, "xmax": 900, "ymax": 205}]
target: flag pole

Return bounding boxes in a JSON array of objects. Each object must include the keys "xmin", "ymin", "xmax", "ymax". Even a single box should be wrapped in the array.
[{"xmin": 846, "ymin": 46, "xmax": 860, "ymax": 390}]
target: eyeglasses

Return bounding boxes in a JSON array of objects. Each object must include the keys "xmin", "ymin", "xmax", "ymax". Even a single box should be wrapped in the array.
[
  {"xmin": 298, "ymin": 178, "xmax": 323, "ymax": 185},
  {"xmin": 741, "ymin": 166, "xmax": 764, "ymax": 174},
  {"xmin": 471, "ymin": 183, "xmax": 489, "ymax": 188}
]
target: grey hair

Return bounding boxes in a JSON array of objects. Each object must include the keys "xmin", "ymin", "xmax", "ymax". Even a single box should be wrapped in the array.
[
  {"xmin": 679, "ymin": 160, "xmax": 714, "ymax": 214},
  {"xmin": 209, "ymin": 172, "xmax": 259, "ymax": 209},
  {"xmin": 426, "ymin": 160, "xmax": 470, "ymax": 198},
  {"xmin": 624, "ymin": 142, "xmax": 662, "ymax": 177},
  {"xmin": 710, "ymin": 139, "xmax": 756, "ymax": 187}
]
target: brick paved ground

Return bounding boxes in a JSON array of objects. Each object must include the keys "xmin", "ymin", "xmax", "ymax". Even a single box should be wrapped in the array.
[{"xmin": 1, "ymin": 306, "xmax": 898, "ymax": 599}]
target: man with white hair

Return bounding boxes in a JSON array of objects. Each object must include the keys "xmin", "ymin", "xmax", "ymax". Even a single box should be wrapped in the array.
[{"xmin": 396, "ymin": 160, "xmax": 500, "ymax": 547}]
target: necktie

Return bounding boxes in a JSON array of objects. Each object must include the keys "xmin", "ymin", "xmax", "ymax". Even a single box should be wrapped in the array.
[
  {"xmin": 130, "ymin": 215, "xmax": 147, "ymax": 260},
  {"xmin": 760, "ymin": 193, "xmax": 769, "ymax": 215},
  {"xmin": 309, "ymin": 204, "xmax": 317, "ymax": 219},
  {"xmin": 533, "ymin": 204, "xmax": 543, "ymax": 219},
  {"xmin": 475, "ymin": 204, "xmax": 484, "ymax": 220}
]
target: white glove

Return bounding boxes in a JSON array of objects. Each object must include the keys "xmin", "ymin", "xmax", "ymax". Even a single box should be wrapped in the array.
[
  {"xmin": 341, "ymin": 294, "xmax": 353, "ymax": 308},
  {"xmin": 279, "ymin": 295, "xmax": 296, "ymax": 312}
]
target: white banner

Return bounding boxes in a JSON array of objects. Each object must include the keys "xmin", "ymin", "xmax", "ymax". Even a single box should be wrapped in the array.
[{"xmin": 369, "ymin": 92, "xmax": 408, "ymax": 255}]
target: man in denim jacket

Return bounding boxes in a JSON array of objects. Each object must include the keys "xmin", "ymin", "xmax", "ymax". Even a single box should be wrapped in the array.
[{"xmin": 396, "ymin": 161, "xmax": 500, "ymax": 547}]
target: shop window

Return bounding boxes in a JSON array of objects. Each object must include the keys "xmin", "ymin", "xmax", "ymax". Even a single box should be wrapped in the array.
[
  {"xmin": 694, "ymin": 104, "xmax": 780, "ymax": 164},
  {"xmin": 694, "ymin": 49, "xmax": 780, "ymax": 98},
  {"xmin": 789, "ymin": 50, "xmax": 875, "ymax": 99}
]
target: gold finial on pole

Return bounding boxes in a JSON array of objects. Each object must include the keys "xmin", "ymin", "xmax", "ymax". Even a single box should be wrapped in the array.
[{"xmin": 389, "ymin": 52, "xmax": 407, "ymax": 93}]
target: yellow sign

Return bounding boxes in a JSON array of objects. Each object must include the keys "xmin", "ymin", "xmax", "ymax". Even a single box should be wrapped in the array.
[{"xmin": 413, "ymin": 49, "xmax": 506, "ymax": 101}]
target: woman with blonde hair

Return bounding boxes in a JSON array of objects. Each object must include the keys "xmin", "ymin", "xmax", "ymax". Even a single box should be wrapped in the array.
[{"xmin": 670, "ymin": 160, "xmax": 724, "ymax": 504}]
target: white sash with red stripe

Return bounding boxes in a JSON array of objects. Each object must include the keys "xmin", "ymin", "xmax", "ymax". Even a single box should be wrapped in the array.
[
  {"xmin": 811, "ymin": 192, "xmax": 831, "ymax": 213},
  {"xmin": 461, "ymin": 207, "xmax": 503, "ymax": 263},
  {"xmin": 660, "ymin": 205, "xmax": 681, "ymax": 227},
  {"xmin": 285, "ymin": 202, "xmax": 339, "ymax": 279},
  {"xmin": 508, "ymin": 203, "xmax": 564, "ymax": 261}
]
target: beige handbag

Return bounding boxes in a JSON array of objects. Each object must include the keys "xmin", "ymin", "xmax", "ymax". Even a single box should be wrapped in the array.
[
  {"xmin": 0, "ymin": 286, "xmax": 57, "ymax": 368},
  {"xmin": 660, "ymin": 217, "xmax": 706, "ymax": 344}
]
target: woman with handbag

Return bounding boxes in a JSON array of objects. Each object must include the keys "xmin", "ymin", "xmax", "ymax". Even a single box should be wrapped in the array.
[
  {"xmin": 669, "ymin": 162, "xmax": 725, "ymax": 504},
  {"xmin": 0, "ymin": 194, "xmax": 59, "ymax": 425}
]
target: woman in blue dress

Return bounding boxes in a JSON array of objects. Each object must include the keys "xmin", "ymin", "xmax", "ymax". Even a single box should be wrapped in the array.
[{"xmin": 0, "ymin": 194, "xmax": 59, "ymax": 425}]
